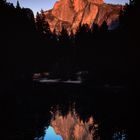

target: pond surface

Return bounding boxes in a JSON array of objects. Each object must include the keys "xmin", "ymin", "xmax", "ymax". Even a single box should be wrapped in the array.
[{"xmin": 1, "ymin": 80, "xmax": 131, "ymax": 140}]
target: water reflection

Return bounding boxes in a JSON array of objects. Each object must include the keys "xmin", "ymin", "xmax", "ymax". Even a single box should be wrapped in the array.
[
  {"xmin": 35, "ymin": 109, "xmax": 98, "ymax": 140},
  {"xmin": 35, "ymin": 109, "xmax": 128, "ymax": 140},
  {"xmin": 112, "ymin": 130, "xmax": 127, "ymax": 140},
  {"xmin": 34, "ymin": 126, "xmax": 63, "ymax": 140},
  {"xmin": 48, "ymin": 110, "xmax": 98, "ymax": 140},
  {"xmin": 44, "ymin": 126, "xmax": 63, "ymax": 140}
]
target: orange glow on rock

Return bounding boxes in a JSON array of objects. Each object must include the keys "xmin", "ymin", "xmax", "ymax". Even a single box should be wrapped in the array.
[{"xmin": 50, "ymin": 110, "xmax": 99, "ymax": 140}]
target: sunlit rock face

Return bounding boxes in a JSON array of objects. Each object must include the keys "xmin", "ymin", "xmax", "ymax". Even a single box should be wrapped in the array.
[
  {"xmin": 43, "ymin": 0, "xmax": 123, "ymax": 33},
  {"xmin": 81, "ymin": 4, "xmax": 98, "ymax": 25},
  {"xmin": 50, "ymin": 110, "xmax": 99, "ymax": 140},
  {"xmin": 73, "ymin": 0, "xmax": 87, "ymax": 12},
  {"xmin": 89, "ymin": 0, "xmax": 104, "ymax": 4},
  {"xmin": 52, "ymin": 0, "xmax": 75, "ymax": 23}
]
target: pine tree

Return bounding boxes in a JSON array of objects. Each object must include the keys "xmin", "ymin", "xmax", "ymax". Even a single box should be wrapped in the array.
[
  {"xmin": 16, "ymin": 1, "xmax": 21, "ymax": 9},
  {"xmin": 36, "ymin": 10, "xmax": 51, "ymax": 37},
  {"xmin": 100, "ymin": 21, "xmax": 108, "ymax": 32},
  {"xmin": 0, "ymin": 0, "xmax": 6, "ymax": 5}
]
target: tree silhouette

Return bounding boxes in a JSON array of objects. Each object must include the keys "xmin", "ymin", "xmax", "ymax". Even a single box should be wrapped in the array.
[
  {"xmin": 0, "ymin": 0, "xmax": 6, "ymax": 5},
  {"xmin": 100, "ymin": 21, "xmax": 108, "ymax": 32},
  {"xmin": 36, "ymin": 10, "xmax": 51, "ymax": 38},
  {"xmin": 16, "ymin": 0, "xmax": 21, "ymax": 9},
  {"xmin": 92, "ymin": 23, "xmax": 99, "ymax": 33}
]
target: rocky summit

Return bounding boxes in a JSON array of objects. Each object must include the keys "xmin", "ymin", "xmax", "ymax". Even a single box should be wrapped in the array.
[{"xmin": 43, "ymin": 0, "xmax": 123, "ymax": 33}]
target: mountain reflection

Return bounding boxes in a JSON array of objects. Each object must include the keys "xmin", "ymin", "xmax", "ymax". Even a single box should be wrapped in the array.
[{"xmin": 47, "ymin": 110, "xmax": 98, "ymax": 140}]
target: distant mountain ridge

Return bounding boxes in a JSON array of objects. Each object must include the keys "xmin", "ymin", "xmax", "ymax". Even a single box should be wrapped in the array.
[{"xmin": 42, "ymin": 0, "xmax": 123, "ymax": 33}]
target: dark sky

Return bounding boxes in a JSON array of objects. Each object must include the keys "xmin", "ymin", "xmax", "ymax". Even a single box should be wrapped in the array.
[{"xmin": 7, "ymin": 0, "xmax": 129, "ymax": 14}]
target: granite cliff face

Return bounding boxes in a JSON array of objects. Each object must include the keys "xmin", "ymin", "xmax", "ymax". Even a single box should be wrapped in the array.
[{"xmin": 43, "ymin": 0, "xmax": 123, "ymax": 33}]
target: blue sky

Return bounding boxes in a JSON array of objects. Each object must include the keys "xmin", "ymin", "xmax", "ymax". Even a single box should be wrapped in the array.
[
  {"xmin": 44, "ymin": 126, "xmax": 63, "ymax": 140},
  {"xmin": 7, "ymin": 0, "xmax": 129, "ymax": 14}
]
